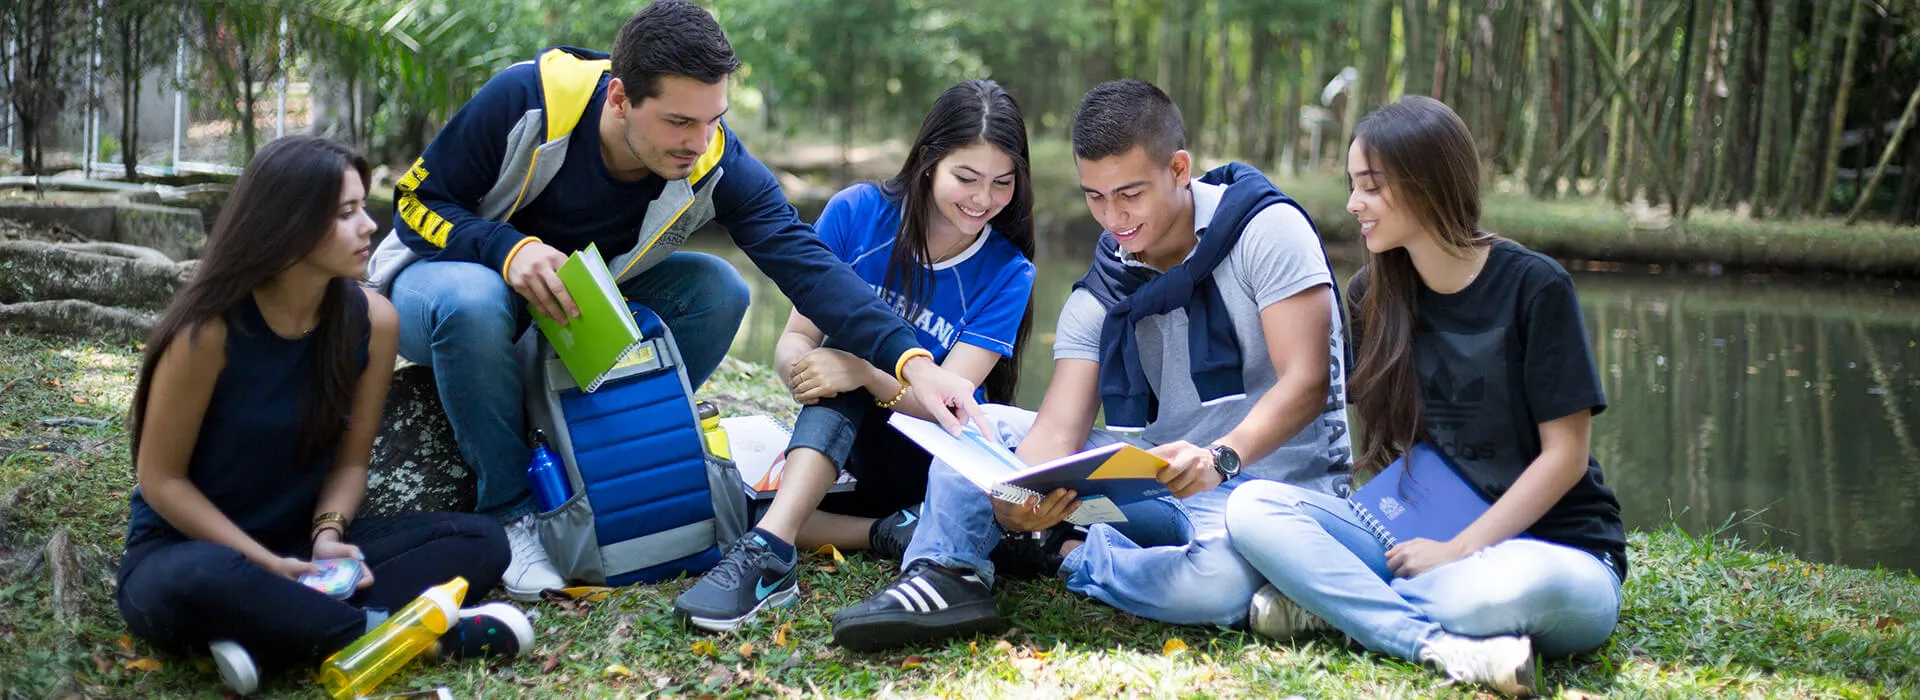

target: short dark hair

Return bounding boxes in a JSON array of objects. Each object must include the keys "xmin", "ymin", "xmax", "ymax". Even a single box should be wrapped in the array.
[
  {"xmin": 612, "ymin": 0, "xmax": 740, "ymax": 104},
  {"xmin": 1071, "ymin": 79, "xmax": 1185, "ymax": 162}
]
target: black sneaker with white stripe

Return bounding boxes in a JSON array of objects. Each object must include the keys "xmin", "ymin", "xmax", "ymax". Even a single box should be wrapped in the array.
[{"xmin": 831, "ymin": 559, "xmax": 1003, "ymax": 652}]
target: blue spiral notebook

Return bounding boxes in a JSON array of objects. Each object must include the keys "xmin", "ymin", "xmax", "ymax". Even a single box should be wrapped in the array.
[{"xmin": 1349, "ymin": 442, "xmax": 1508, "ymax": 549}]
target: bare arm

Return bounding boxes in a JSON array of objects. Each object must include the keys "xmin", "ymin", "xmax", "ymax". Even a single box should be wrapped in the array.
[
  {"xmin": 1215, "ymin": 286, "xmax": 1334, "ymax": 463},
  {"xmin": 784, "ymin": 306, "xmax": 1005, "ymax": 424},
  {"xmin": 310, "ymin": 294, "xmax": 400, "ymax": 549},
  {"xmin": 135, "ymin": 320, "xmax": 313, "ymax": 578},
  {"xmin": 1153, "ymin": 286, "xmax": 1335, "ymax": 498}
]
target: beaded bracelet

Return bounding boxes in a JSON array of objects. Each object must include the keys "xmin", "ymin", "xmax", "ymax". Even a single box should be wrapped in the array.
[{"xmin": 874, "ymin": 385, "xmax": 908, "ymax": 409}]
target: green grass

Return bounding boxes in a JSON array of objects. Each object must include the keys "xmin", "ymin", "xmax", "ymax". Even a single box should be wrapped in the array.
[{"xmin": 2, "ymin": 333, "xmax": 1916, "ymax": 698}]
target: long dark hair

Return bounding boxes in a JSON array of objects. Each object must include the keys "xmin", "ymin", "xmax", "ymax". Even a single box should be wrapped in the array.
[
  {"xmin": 1349, "ymin": 95, "xmax": 1498, "ymax": 472},
  {"xmin": 130, "ymin": 136, "xmax": 372, "ymax": 468},
  {"xmin": 878, "ymin": 79, "xmax": 1035, "ymax": 403}
]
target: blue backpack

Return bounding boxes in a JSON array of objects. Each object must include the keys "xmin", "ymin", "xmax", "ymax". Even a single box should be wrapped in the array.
[{"xmin": 521, "ymin": 303, "xmax": 751, "ymax": 586}]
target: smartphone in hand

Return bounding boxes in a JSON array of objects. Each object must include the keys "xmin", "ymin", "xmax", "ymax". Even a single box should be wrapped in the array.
[{"xmin": 299, "ymin": 558, "xmax": 366, "ymax": 600}]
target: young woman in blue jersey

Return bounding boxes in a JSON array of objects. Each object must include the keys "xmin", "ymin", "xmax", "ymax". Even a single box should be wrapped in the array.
[
  {"xmin": 1223, "ymin": 96, "xmax": 1625, "ymax": 697},
  {"xmin": 675, "ymin": 79, "xmax": 1037, "ymax": 632},
  {"xmin": 117, "ymin": 136, "xmax": 532, "ymax": 694}
]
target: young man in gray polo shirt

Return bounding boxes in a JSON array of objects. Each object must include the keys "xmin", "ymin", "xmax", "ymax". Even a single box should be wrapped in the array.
[{"xmin": 830, "ymin": 79, "xmax": 1353, "ymax": 651}]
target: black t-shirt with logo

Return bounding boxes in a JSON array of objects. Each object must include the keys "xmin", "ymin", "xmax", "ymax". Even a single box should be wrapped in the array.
[{"xmin": 1350, "ymin": 241, "xmax": 1627, "ymax": 579}]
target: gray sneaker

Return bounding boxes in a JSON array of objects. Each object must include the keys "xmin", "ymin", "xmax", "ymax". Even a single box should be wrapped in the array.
[
  {"xmin": 1418, "ymin": 633, "xmax": 1537, "ymax": 697},
  {"xmin": 1247, "ymin": 584, "xmax": 1332, "ymax": 640}
]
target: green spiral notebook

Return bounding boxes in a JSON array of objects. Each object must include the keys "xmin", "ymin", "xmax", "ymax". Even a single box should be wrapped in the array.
[{"xmin": 528, "ymin": 243, "xmax": 646, "ymax": 392}]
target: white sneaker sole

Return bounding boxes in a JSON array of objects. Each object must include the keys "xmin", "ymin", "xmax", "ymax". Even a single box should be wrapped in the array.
[
  {"xmin": 209, "ymin": 640, "xmax": 258, "ymax": 696},
  {"xmin": 460, "ymin": 602, "xmax": 537, "ymax": 651},
  {"xmin": 686, "ymin": 586, "xmax": 799, "ymax": 633},
  {"xmin": 503, "ymin": 581, "xmax": 553, "ymax": 602}
]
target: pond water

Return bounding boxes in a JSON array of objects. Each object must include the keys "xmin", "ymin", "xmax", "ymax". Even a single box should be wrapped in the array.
[{"xmin": 691, "ymin": 237, "xmax": 1920, "ymax": 575}]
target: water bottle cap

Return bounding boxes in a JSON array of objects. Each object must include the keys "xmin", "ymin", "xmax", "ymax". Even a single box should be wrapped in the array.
[{"xmin": 420, "ymin": 577, "xmax": 467, "ymax": 626}]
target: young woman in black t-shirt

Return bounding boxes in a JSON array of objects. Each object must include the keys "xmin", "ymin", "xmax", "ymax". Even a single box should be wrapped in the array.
[{"xmin": 1224, "ymin": 96, "xmax": 1625, "ymax": 697}]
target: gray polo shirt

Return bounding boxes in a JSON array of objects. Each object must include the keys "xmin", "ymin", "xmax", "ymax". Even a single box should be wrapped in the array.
[{"xmin": 1055, "ymin": 180, "xmax": 1353, "ymax": 495}]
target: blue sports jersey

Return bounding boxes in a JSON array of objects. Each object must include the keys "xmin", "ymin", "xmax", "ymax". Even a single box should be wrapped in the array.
[{"xmin": 814, "ymin": 183, "xmax": 1035, "ymax": 364}]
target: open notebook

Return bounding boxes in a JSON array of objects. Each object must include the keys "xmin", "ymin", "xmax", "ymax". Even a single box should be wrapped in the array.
[{"xmin": 887, "ymin": 414, "xmax": 1170, "ymax": 525}]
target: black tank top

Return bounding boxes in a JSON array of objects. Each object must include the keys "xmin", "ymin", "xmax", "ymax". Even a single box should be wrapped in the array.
[{"xmin": 125, "ymin": 286, "xmax": 371, "ymax": 550}]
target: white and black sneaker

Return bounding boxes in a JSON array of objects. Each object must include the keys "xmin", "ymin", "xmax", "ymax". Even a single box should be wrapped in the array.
[
  {"xmin": 673, "ymin": 531, "xmax": 799, "ymax": 633},
  {"xmin": 831, "ymin": 559, "xmax": 1003, "ymax": 652},
  {"xmin": 502, "ymin": 515, "xmax": 567, "ymax": 601},
  {"xmin": 1418, "ymin": 633, "xmax": 1537, "ymax": 697}
]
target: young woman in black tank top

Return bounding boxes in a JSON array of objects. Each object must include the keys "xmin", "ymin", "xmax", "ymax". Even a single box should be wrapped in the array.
[{"xmin": 117, "ymin": 136, "xmax": 533, "ymax": 694}]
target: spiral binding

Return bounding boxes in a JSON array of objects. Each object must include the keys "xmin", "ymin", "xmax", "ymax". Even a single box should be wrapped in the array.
[
  {"xmin": 991, "ymin": 483, "xmax": 1042, "ymax": 504},
  {"xmin": 1349, "ymin": 501, "xmax": 1399, "ymax": 550}
]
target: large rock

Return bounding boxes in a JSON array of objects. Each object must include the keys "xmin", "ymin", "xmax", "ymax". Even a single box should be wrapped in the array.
[
  {"xmin": 0, "ymin": 239, "xmax": 193, "ymax": 310},
  {"xmin": 364, "ymin": 365, "xmax": 477, "ymax": 517}
]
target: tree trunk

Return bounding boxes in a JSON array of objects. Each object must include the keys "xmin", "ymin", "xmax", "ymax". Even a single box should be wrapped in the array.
[
  {"xmin": 1680, "ymin": 0, "xmax": 1723, "ymax": 218},
  {"xmin": 1845, "ymin": 80, "xmax": 1920, "ymax": 225},
  {"xmin": 1361, "ymin": 0, "xmax": 1394, "ymax": 112},
  {"xmin": 1751, "ymin": 0, "xmax": 1795, "ymax": 215},
  {"xmin": 1603, "ymin": 0, "xmax": 1630, "ymax": 202},
  {"xmin": 1404, "ymin": 0, "xmax": 1433, "ymax": 97},
  {"xmin": 1713, "ymin": 0, "xmax": 1758, "ymax": 207},
  {"xmin": 1780, "ymin": 0, "xmax": 1843, "ymax": 216},
  {"xmin": 1815, "ymin": 0, "xmax": 1868, "ymax": 218},
  {"xmin": 1525, "ymin": 0, "xmax": 1559, "ymax": 196}
]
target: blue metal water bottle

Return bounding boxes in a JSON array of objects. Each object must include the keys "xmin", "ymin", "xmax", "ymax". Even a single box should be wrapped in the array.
[{"xmin": 526, "ymin": 430, "xmax": 572, "ymax": 512}]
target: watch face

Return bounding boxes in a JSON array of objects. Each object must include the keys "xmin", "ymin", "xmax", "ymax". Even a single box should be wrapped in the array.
[{"xmin": 1213, "ymin": 446, "xmax": 1240, "ymax": 475}]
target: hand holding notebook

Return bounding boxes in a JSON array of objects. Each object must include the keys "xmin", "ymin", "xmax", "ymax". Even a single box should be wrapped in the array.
[
  {"xmin": 887, "ymin": 414, "xmax": 1170, "ymax": 525},
  {"xmin": 527, "ymin": 243, "xmax": 648, "ymax": 392}
]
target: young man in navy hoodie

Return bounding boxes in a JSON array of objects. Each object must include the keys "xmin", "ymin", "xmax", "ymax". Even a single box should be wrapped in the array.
[
  {"xmin": 830, "ymin": 79, "xmax": 1354, "ymax": 651},
  {"xmin": 366, "ymin": 0, "xmax": 988, "ymax": 601}
]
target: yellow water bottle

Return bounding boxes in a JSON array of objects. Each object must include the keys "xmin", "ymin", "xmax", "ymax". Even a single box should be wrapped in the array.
[
  {"xmin": 318, "ymin": 577, "xmax": 468, "ymax": 699},
  {"xmin": 698, "ymin": 401, "xmax": 732, "ymax": 461}
]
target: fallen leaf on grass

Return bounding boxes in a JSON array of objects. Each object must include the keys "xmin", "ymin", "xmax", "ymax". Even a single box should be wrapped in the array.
[
  {"xmin": 691, "ymin": 640, "xmax": 717, "ymax": 657},
  {"xmin": 122, "ymin": 658, "xmax": 162, "ymax": 672},
  {"xmin": 774, "ymin": 622, "xmax": 791, "ymax": 648},
  {"xmin": 92, "ymin": 655, "xmax": 112, "ymax": 674},
  {"xmin": 739, "ymin": 642, "xmax": 755, "ymax": 658},
  {"xmin": 1875, "ymin": 616, "xmax": 1904, "ymax": 630},
  {"xmin": 1162, "ymin": 639, "xmax": 1189, "ymax": 656},
  {"xmin": 603, "ymin": 664, "xmax": 634, "ymax": 678},
  {"xmin": 542, "ymin": 655, "xmax": 563, "ymax": 675},
  {"xmin": 901, "ymin": 655, "xmax": 925, "ymax": 669},
  {"xmin": 814, "ymin": 544, "xmax": 846, "ymax": 572},
  {"xmin": 116, "ymin": 636, "xmax": 134, "ymax": 654}
]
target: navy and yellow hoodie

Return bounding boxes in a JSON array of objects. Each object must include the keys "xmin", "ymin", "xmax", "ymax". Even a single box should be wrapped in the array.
[{"xmin": 367, "ymin": 47, "xmax": 923, "ymax": 374}]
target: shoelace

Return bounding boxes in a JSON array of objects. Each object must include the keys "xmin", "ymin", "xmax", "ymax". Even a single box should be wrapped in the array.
[
  {"xmin": 704, "ymin": 537, "xmax": 771, "ymax": 589},
  {"xmin": 509, "ymin": 518, "xmax": 550, "ymax": 564}
]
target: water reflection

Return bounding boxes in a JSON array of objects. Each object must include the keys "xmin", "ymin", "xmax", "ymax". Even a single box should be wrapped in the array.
[{"xmin": 699, "ymin": 236, "xmax": 1920, "ymax": 574}]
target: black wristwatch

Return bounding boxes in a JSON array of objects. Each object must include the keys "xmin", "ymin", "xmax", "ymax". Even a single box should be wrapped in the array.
[{"xmin": 1209, "ymin": 444, "xmax": 1242, "ymax": 481}]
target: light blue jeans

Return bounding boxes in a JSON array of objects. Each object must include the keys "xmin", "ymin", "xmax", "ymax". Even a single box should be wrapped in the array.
[
  {"xmin": 390, "ymin": 252, "xmax": 750, "ymax": 521},
  {"xmin": 902, "ymin": 406, "xmax": 1267, "ymax": 626},
  {"xmin": 1224, "ymin": 480, "xmax": 1623, "ymax": 660}
]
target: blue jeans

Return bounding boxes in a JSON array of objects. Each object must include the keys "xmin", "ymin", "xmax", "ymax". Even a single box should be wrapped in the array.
[
  {"xmin": 1224, "ymin": 480, "xmax": 1622, "ymax": 660},
  {"xmin": 901, "ymin": 406, "xmax": 1265, "ymax": 626},
  {"xmin": 390, "ymin": 252, "xmax": 750, "ymax": 520}
]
